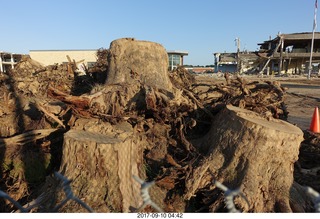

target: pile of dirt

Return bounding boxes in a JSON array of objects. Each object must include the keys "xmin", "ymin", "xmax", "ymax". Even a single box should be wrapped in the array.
[{"xmin": 0, "ymin": 38, "xmax": 317, "ymax": 213}]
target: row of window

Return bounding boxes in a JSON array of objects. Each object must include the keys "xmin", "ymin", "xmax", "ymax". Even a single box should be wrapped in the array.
[{"xmin": 168, "ymin": 54, "xmax": 182, "ymax": 70}]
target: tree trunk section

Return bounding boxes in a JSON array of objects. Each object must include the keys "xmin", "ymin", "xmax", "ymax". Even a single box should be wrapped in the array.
[
  {"xmin": 185, "ymin": 105, "xmax": 304, "ymax": 212},
  {"xmin": 106, "ymin": 38, "xmax": 173, "ymax": 92},
  {"xmin": 57, "ymin": 124, "xmax": 145, "ymax": 212}
]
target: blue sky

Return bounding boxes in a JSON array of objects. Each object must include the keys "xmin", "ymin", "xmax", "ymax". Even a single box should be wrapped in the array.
[{"xmin": 1, "ymin": 0, "xmax": 318, "ymax": 65}]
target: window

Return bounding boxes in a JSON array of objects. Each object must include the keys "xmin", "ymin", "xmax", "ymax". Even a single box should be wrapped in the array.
[{"xmin": 168, "ymin": 54, "xmax": 181, "ymax": 70}]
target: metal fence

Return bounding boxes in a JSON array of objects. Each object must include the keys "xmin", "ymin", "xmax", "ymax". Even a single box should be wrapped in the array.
[{"xmin": 0, "ymin": 171, "xmax": 319, "ymax": 213}]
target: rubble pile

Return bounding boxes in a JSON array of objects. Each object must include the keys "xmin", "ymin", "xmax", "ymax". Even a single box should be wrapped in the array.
[{"xmin": 0, "ymin": 39, "xmax": 316, "ymax": 213}]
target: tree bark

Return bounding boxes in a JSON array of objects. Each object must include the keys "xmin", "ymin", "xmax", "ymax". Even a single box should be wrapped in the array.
[
  {"xmin": 185, "ymin": 105, "xmax": 304, "ymax": 212},
  {"xmin": 56, "ymin": 122, "xmax": 145, "ymax": 212},
  {"xmin": 106, "ymin": 38, "xmax": 173, "ymax": 92}
]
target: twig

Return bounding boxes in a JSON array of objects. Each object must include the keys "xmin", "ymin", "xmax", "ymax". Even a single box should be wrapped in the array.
[
  {"xmin": 0, "ymin": 129, "xmax": 59, "ymax": 148},
  {"xmin": 133, "ymin": 175, "xmax": 164, "ymax": 213},
  {"xmin": 35, "ymin": 102, "xmax": 66, "ymax": 128},
  {"xmin": 181, "ymin": 87, "xmax": 215, "ymax": 120}
]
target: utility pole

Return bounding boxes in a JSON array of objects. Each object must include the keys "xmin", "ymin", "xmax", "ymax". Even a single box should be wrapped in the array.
[
  {"xmin": 235, "ymin": 37, "xmax": 241, "ymax": 73},
  {"xmin": 278, "ymin": 37, "xmax": 284, "ymax": 75},
  {"xmin": 308, "ymin": 0, "xmax": 318, "ymax": 79},
  {"xmin": 235, "ymin": 37, "xmax": 240, "ymax": 53}
]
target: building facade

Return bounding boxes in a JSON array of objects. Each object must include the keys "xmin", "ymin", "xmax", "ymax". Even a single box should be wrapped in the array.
[
  {"xmin": 29, "ymin": 49, "xmax": 98, "ymax": 68},
  {"xmin": 30, "ymin": 49, "xmax": 189, "ymax": 72},
  {"xmin": 0, "ymin": 51, "xmax": 23, "ymax": 73},
  {"xmin": 258, "ymin": 32, "xmax": 320, "ymax": 75},
  {"xmin": 214, "ymin": 52, "xmax": 237, "ymax": 73},
  {"xmin": 167, "ymin": 50, "xmax": 188, "ymax": 71},
  {"xmin": 214, "ymin": 52, "xmax": 260, "ymax": 74}
]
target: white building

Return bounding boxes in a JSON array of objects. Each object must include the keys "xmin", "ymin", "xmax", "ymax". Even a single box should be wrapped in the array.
[
  {"xmin": 29, "ymin": 49, "xmax": 98, "ymax": 68},
  {"xmin": 0, "ymin": 51, "xmax": 23, "ymax": 73},
  {"xmin": 167, "ymin": 50, "xmax": 188, "ymax": 71}
]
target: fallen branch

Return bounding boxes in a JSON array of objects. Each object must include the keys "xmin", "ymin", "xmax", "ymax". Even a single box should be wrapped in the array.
[
  {"xmin": 47, "ymin": 85, "xmax": 91, "ymax": 109},
  {"xmin": 182, "ymin": 87, "xmax": 214, "ymax": 120},
  {"xmin": 35, "ymin": 102, "xmax": 66, "ymax": 128},
  {"xmin": 0, "ymin": 129, "xmax": 61, "ymax": 148}
]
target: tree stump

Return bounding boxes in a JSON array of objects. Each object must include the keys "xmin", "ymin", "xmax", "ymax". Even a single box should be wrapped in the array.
[
  {"xmin": 106, "ymin": 38, "xmax": 172, "ymax": 92},
  {"xmin": 56, "ymin": 121, "xmax": 146, "ymax": 212},
  {"xmin": 47, "ymin": 39, "xmax": 181, "ymax": 212},
  {"xmin": 185, "ymin": 105, "xmax": 304, "ymax": 212}
]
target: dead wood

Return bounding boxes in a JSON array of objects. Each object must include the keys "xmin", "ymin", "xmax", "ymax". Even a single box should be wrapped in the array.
[
  {"xmin": 1, "ymin": 37, "xmax": 315, "ymax": 213},
  {"xmin": 181, "ymin": 87, "xmax": 214, "ymax": 120},
  {"xmin": 87, "ymin": 48, "xmax": 109, "ymax": 83},
  {"xmin": 169, "ymin": 67, "xmax": 196, "ymax": 90},
  {"xmin": 54, "ymin": 127, "xmax": 145, "ymax": 212},
  {"xmin": 47, "ymin": 85, "xmax": 91, "ymax": 109},
  {"xmin": 185, "ymin": 105, "xmax": 304, "ymax": 212},
  {"xmin": 192, "ymin": 77, "xmax": 289, "ymax": 120},
  {"xmin": 0, "ymin": 129, "xmax": 60, "ymax": 148},
  {"xmin": 35, "ymin": 102, "xmax": 66, "ymax": 129},
  {"xmin": 294, "ymin": 130, "xmax": 320, "ymax": 195},
  {"xmin": 106, "ymin": 38, "xmax": 173, "ymax": 92}
]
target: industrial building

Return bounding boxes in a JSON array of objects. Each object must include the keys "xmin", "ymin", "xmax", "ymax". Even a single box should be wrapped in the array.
[
  {"xmin": 258, "ymin": 32, "xmax": 320, "ymax": 75},
  {"xmin": 213, "ymin": 32, "xmax": 320, "ymax": 75},
  {"xmin": 214, "ymin": 52, "xmax": 260, "ymax": 74}
]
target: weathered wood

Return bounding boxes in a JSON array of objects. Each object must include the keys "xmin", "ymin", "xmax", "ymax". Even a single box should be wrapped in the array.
[
  {"xmin": 185, "ymin": 105, "xmax": 304, "ymax": 212},
  {"xmin": 47, "ymin": 85, "xmax": 91, "ymax": 109},
  {"xmin": 0, "ymin": 129, "xmax": 59, "ymax": 148},
  {"xmin": 35, "ymin": 102, "xmax": 65, "ymax": 129},
  {"xmin": 56, "ymin": 124, "xmax": 145, "ymax": 212},
  {"xmin": 106, "ymin": 38, "xmax": 173, "ymax": 92}
]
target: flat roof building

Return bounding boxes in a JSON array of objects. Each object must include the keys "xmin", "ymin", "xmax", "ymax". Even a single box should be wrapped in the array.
[
  {"xmin": 258, "ymin": 32, "xmax": 320, "ymax": 74},
  {"xmin": 167, "ymin": 50, "xmax": 188, "ymax": 71},
  {"xmin": 29, "ymin": 49, "xmax": 98, "ymax": 68},
  {"xmin": 30, "ymin": 49, "xmax": 189, "ymax": 72}
]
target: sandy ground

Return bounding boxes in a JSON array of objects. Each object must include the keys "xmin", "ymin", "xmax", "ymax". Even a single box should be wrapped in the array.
[
  {"xmin": 195, "ymin": 74, "xmax": 320, "ymax": 131},
  {"xmin": 282, "ymin": 81, "xmax": 320, "ymax": 130}
]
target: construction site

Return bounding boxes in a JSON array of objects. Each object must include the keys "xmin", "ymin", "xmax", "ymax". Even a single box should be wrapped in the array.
[{"xmin": 0, "ymin": 37, "xmax": 320, "ymax": 213}]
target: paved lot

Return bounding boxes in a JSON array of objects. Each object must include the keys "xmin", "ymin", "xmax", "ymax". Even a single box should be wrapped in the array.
[{"xmin": 281, "ymin": 79, "xmax": 320, "ymax": 130}]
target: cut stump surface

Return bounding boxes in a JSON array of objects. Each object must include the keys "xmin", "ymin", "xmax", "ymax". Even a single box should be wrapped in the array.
[
  {"xmin": 186, "ymin": 105, "xmax": 304, "ymax": 212},
  {"xmin": 57, "ymin": 126, "xmax": 145, "ymax": 212}
]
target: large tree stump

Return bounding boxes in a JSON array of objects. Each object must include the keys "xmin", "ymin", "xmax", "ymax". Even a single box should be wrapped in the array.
[
  {"xmin": 47, "ymin": 38, "xmax": 179, "ymax": 117},
  {"xmin": 46, "ymin": 39, "xmax": 182, "ymax": 212},
  {"xmin": 56, "ymin": 120, "xmax": 146, "ymax": 212},
  {"xmin": 106, "ymin": 38, "xmax": 172, "ymax": 92},
  {"xmin": 185, "ymin": 105, "xmax": 304, "ymax": 212}
]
